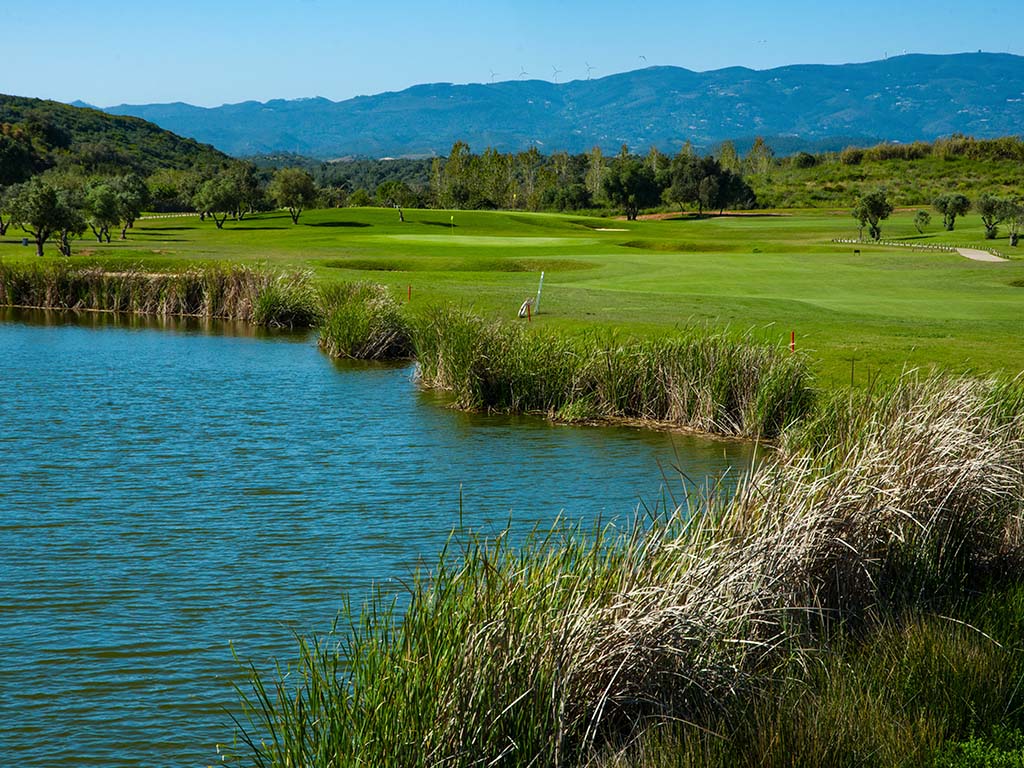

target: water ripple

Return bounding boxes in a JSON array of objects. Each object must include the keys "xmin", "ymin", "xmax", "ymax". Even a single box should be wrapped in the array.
[{"xmin": 0, "ymin": 312, "xmax": 749, "ymax": 766}]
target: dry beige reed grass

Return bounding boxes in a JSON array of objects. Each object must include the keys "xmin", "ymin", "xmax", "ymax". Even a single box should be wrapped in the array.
[{"xmin": 551, "ymin": 375, "xmax": 1024, "ymax": 753}]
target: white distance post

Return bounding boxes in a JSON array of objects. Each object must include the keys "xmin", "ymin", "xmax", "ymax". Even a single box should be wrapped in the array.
[{"xmin": 535, "ymin": 271, "xmax": 545, "ymax": 314}]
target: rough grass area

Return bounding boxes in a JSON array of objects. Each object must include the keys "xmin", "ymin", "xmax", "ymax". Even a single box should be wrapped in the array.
[{"xmin": 229, "ymin": 373, "xmax": 1024, "ymax": 767}]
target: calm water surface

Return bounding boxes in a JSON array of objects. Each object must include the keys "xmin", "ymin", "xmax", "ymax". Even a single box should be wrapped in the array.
[{"xmin": 0, "ymin": 310, "xmax": 750, "ymax": 766}]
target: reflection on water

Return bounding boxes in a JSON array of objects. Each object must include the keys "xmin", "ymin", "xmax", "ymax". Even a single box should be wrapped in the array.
[{"xmin": 0, "ymin": 309, "xmax": 751, "ymax": 767}]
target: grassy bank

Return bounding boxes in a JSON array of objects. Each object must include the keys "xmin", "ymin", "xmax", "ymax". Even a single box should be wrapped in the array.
[
  {"xmin": 229, "ymin": 373, "xmax": 1024, "ymax": 767},
  {"xmin": 752, "ymin": 154, "xmax": 1024, "ymax": 209},
  {"xmin": 4, "ymin": 206, "xmax": 1024, "ymax": 386}
]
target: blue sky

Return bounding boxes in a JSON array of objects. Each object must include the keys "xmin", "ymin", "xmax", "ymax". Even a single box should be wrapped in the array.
[{"xmin": 4, "ymin": 0, "xmax": 1022, "ymax": 107}]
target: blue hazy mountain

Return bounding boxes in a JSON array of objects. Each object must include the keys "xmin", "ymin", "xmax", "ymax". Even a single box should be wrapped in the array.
[{"xmin": 101, "ymin": 53, "xmax": 1024, "ymax": 158}]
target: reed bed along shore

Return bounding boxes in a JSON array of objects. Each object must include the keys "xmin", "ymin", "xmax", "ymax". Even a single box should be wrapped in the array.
[
  {"xmin": 412, "ymin": 306, "xmax": 812, "ymax": 438},
  {"xmin": 317, "ymin": 282, "xmax": 413, "ymax": 360},
  {"xmin": 0, "ymin": 261, "xmax": 320, "ymax": 327},
  {"xmin": 323, "ymin": 295, "xmax": 812, "ymax": 437},
  {"xmin": 230, "ymin": 373, "xmax": 1024, "ymax": 768},
  {"xmin": 1, "ymin": 262, "xmax": 812, "ymax": 439}
]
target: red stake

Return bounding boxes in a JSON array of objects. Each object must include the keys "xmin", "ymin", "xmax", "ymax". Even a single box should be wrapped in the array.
[
  {"xmin": 790, "ymin": 331, "xmax": 795, "ymax": 353},
  {"xmin": 408, "ymin": 285, "xmax": 412, "ymax": 302},
  {"xmin": 527, "ymin": 303, "xmax": 532, "ymax": 322}
]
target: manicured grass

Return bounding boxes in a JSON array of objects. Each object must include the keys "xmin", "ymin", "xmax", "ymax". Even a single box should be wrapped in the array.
[{"xmin": 3, "ymin": 206, "xmax": 1022, "ymax": 386}]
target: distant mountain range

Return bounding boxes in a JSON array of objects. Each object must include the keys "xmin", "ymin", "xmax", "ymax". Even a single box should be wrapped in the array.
[{"xmin": 88, "ymin": 53, "xmax": 1024, "ymax": 159}]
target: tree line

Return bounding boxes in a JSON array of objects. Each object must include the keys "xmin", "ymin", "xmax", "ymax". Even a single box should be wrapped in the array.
[
  {"xmin": 1, "ymin": 134, "xmax": 767, "ymax": 255},
  {"xmin": 851, "ymin": 189, "xmax": 1024, "ymax": 245},
  {"xmin": 258, "ymin": 140, "xmax": 763, "ymax": 219},
  {"xmin": 13, "ymin": 106, "xmax": 1024, "ymax": 259},
  {"xmin": 0, "ymin": 162, "xmax": 320, "ymax": 256}
]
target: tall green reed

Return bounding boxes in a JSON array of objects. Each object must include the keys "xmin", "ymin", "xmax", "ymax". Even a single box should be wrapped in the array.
[
  {"xmin": 0, "ymin": 261, "xmax": 320, "ymax": 327},
  {"xmin": 317, "ymin": 282, "xmax": 413, "ymax": 360},
  {"xmin": 412, "ymin": 306, "xmax": 813, "ymax": 438}
]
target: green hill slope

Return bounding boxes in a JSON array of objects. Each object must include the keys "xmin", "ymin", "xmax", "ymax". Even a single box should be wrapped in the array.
[
  {"xmin": 752, "ymin": 137, "xmax": 1024, "ymax": 209},
  {"xmin": 0, "ymin": 94, "xmax": 228, "ymax": 179}
]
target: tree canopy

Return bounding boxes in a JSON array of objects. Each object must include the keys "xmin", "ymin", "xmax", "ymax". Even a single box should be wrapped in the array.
[
  {"xmin": 193, "ymin": 174, "xmax": 243, "ymax": 229},
  {"xmin": 7, "ymin": 177, "xmax": 83, "ymax": 256},
  {"xmin": 602, "ymin": 154, "xmax": 659, "ymax": 221},
  {"xmin": 933, "ymin": 193, "xmax": 971, "ymax": 231},
  {"xmin": 269, "ymin": 168, "xmax": 318, "ymax": 224},
  {"xmin": 852, "ymin": 189, "xmax": 894, "ymax": 241}
]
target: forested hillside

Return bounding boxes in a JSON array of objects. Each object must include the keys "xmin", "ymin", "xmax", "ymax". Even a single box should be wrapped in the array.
[{"xmin": 0, "ymin": 94, "xmax": 228, "ymax": 179}]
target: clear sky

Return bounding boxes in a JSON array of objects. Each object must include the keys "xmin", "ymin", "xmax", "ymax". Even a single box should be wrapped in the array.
[{"xmin": 4, "ymin": 0, "xmax": 1022, "ymax": 107}]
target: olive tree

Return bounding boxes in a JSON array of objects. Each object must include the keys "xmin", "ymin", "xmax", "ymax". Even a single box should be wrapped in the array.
[
  {"xmin": 53, "ymin": 193, "xmax": 86, "ymax": 257},
  {"xmin": 193, "ymin": 174, "xmax": 243, "ymax": 229},
  {"xmin": 269, "ymin": 168, "xmax": 318, "ymax": 224},
  {"xmin": 933, "ymin": 193, "xmax": 971, "ymax": 231},
  {"xmin": 852, "ymin": 189, "xmax": 893, "ymax": 241},
  {"xmin": 913, "ymin": 210, "xmax": 931, "ymax": 233},
  {"xmin": 975, "ymin": 193, "xmax": 1004, "ymax": 239},
  {"xmin": 999, "ymin": 198, "xmax": 1024, "ymax": 247},
  {"xmin": 85, "ymin": 182, "xmax": 119, "ymax": 243},
  {"xmin": 111, "ymin": 173, "xmax": 150, "ymax": 239},
  {"xmin": 225, "ymin": 162, "xmax": 262, "ymax": 219},
  {"xmin": 7, "ymin": 177, "xmax": 83, "ymax": 256}
]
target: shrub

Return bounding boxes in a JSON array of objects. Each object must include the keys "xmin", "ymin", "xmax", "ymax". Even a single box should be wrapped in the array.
[{"xmin": 317, "ymin": 282, "xmax": 413, "ymax": 359}]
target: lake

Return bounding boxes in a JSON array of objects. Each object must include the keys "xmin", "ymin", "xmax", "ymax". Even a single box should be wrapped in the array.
[{"xmin": 0, "ymin": 310, "xmax": 751, "ymax": 766}]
